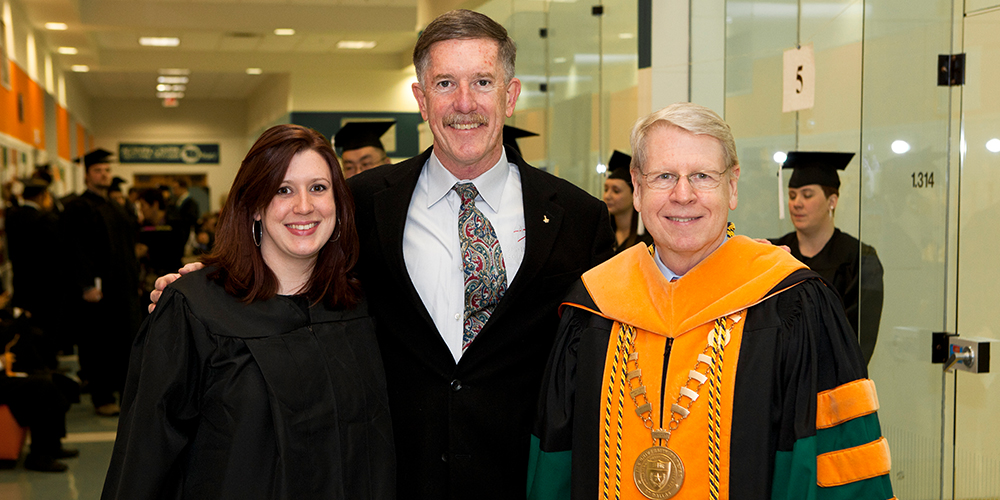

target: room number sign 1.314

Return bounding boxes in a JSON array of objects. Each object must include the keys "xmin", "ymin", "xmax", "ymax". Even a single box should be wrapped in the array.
[{"xmin": 912, "ymin": 172, "xmax": 935, "ymax": 188}]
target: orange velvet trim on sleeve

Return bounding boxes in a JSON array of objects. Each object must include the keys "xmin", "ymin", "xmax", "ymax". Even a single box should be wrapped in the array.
[
  {"xmin": 816, "ymin": 379, "xmax": 880, "ymax": 430},
  {"xmin": 816, "ymin": 437, "xmax": 892, "ymax": 487}
]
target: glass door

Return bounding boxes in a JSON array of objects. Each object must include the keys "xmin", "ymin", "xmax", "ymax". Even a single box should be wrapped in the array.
[{"xmin": 953, "ymin": 5, "xmax": 1000, "ymax": 497}]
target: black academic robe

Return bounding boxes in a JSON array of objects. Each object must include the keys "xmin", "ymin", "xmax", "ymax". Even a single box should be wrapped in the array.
[
  {"xmin": 529, "ymin": 242, "xmax": 893, "ymax": 500},
  {"xmin": 102, "ymin": 268, "xmax": 395, "ymax": 500},
  {"xmin": 348, "ymin": 146, "xmax": 614, "ymax": 500},
  {"xmin": 770, "ymin": 228, "xmax": 884, "ymax": 364},
  {"xmin": 5, "ymin": 203, "xmax": 74, "ymax": 351},
  {"xmin": 60, "ymin": 189, "xmax": 142, "ymax": 404}
]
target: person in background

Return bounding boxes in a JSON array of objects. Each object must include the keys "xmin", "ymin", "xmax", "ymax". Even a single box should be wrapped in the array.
[
  {"xmin": 167, "ymin": 178, "xmax": 201, "ymax": 260},
  {"xmin": 334, "ymin": 121, "xmax": 394, "ymax": 178},
  {"xmin": 604, "ymin": 150, "xmax": 653, "ymax": 254},
  {"xmin": 103, "ymin": 124, "xmax": 394, "ymax": 499},
  {"xmin": 5, "ymin": 179, "xmax": 71, "ymax": 363},
  {"xmin": 529, "ymin": 103, "xmax": 893, "ymax": 500},
  {"xmin": 60, "ymin": 149, "xmax": 141, "ymax": 417},
  {"xmin": 769, "ymin": 151, "xmax": 884, "ymax": 365}
]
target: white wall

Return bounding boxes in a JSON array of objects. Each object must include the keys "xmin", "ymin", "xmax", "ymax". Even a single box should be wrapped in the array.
[
  {"xmin": 290, "ymin": 68, "xmax": 420, "ymax": 113},
  {"xmin": 90, "ymin": 99, "xmax": 248, "ymax": 213}
]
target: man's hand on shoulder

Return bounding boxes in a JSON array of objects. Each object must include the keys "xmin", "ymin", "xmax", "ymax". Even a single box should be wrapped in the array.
[{"xmin": 148, "ymin": 262, "xmax": 206, "ymax": 313}]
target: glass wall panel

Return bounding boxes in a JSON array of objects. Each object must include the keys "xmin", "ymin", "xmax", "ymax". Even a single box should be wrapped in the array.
[
  {"xmin": 472, "ymin": 0, "xmax": 637, "ymax": 197},
  {"xmin": 955, "ymin": 7, "xmax": 1000, "ymax": 497},
  {"xmin": 860, "ymin": 1, "xmax": 954, "ymax": 497}
]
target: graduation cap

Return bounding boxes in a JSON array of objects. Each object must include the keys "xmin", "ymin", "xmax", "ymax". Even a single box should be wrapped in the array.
[
  {"xmin": 606, "ymin": 150, "xmax": 632, "ymax": 183},
  {"xmin": 334, "ymin": 121, "xmax": 395, "ymax": 153},
  {"xmin": 782, "ymin": 151, "xmax": 854, "ymax": 189},
  {"xmin": 75, "ymin": 148, "xmax": 115, "ymax": 168},
  {"xmin": 502, "ymin": 125, "xmax": 538, "ymax": 156},
  {"xmin": 20, "ymin": 178, "xmax": 49, "ymax": 200}
]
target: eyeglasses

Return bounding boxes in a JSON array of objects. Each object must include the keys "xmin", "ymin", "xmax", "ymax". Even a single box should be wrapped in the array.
[{"xmin": 639, "ymin": 169, "xmax": 728, "ymax": 191}]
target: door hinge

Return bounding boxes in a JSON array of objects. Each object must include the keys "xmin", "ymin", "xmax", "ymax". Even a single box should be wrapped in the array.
[{"xmin": 937, "ymin": 54, "xmax": 965, "ymax": 86}]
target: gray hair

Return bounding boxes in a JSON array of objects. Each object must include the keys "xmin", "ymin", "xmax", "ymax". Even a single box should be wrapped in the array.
[
  {"xmin": 412, "ymin": 9, "xmax": 516, "ymax": 86},
  {"xmin": 629, "ymin": 102, "xmax": 738, "ymax": 174}
]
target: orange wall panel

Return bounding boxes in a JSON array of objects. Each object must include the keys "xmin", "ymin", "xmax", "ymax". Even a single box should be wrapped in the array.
[
  {"xmin": 0, "ymin": 60, "xmax": 45, "ymax": 148},
  {"xmin": 57, "ymin": 105, "xmax": 71, "ymax": 160}
]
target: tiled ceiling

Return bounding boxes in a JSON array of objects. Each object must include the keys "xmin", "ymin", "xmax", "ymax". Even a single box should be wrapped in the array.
[{"xmin": 17, "ymin": 0, "xmax": 422, "ymax": 100}]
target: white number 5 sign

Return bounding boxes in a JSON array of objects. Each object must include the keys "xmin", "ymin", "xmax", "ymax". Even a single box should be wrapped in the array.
[{"xmin": 782, "ymin": 44, "xmax": 815, "ymax": 113}]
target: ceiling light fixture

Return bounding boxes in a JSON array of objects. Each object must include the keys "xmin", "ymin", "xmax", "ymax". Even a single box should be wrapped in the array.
[
  {"xmin": 274, "ymin": 29, "xmax": 296, "ymax": 36},
  {"xmin": 45, "ymin": 23, "xmax": 68, "ymax": 31},
  {"xmin": 246, "ymin": 68, "xmax": 263, "ymax": 75},
  {"xmin": 618, "ymin": 33, "xmax": 635, "ymax": 39},
  {"xmin": 57, "ymin": 47, "xmax": 78, "ymax": 55},
  {"xmin": 157, "ymin": 76, "xmax": 189, "ymax": 84},
  {"xmin": 159, "ymin": 68, "xmax": 190, "ymax": 75},
  {"xmin": 337, "ymin": 40, "xmax": 377, "ymax": 49},
  {"xmin": 71, "ymin": 65, "xmax": 89, "ymax": 72},
  {"xmin": 140, "ymin": 37, "xmax": 180, "ymax": 47}
]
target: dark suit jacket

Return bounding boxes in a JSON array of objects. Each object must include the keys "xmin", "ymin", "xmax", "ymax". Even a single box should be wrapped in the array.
[{"xmin": 349, "ymin": 146, "xmax": 614, "ymax": 500}]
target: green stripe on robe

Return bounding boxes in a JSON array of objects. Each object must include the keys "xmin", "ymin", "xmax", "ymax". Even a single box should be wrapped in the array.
[{"xmin": 527, "ymin": 434, "xmax": 572, "ymax": 500}]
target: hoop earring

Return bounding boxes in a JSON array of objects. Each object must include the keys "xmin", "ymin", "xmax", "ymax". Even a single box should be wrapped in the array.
[
  {"xmin": 252, "ymin": 219, "xmax": 262, "ymax": 247},
  {"xmin": 330, "ymin": 218, "xmax": 342, "ymax": 242}
]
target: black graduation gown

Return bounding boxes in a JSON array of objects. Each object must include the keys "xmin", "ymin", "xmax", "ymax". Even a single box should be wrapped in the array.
[
  {"xmin": 770, "ymin": 228, "xmax": 884, "ymax": 364},
  {"xmin": 102, "ymin": 268, "xmax": 395, "ymax": 500}
]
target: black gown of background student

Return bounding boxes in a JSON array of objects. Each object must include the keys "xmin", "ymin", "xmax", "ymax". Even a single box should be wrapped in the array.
[
  {"xmin": 770, "ymin": 228, "xmax": 884, "ymax": 364},
  {"xmin": 102, "ymin": 268, "xmax": 395, "ymax": 500}
]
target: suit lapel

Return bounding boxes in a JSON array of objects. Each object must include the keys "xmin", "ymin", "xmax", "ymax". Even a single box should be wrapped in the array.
[
  {"xmin": 371, "ymin": 149, "xmax": 442, "ymax": 342},
  {"xmin": 488, "ymin": 148, "xmax": 563, "ymax": 324}
]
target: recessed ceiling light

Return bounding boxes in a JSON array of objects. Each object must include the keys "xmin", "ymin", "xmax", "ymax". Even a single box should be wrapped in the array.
[
  {"xmin": 159, "ymin": 68, "xmax": 190, "ymax": 75},
  {"xmin": 71, "ymin": 65, "xmax": 89, "ymax": 72},
  {"xmin": 156, "ymin": 91, "xmax": 185, "ymax": 99},
  {"xmin": 274, "ymin": 29, "xmax": 296, "ymax": 36},
  {"xmin": 156, "ymin": 84, "xmax": 170, "ymax": 92},
  {"xmin": 619, "ymin": 33, "xmax": 635, "ymax": 39},
  {"xmin": 45, "ymin": 23, "xmax": 68, "ymax": 31},
  {"xmin": 157, "ymin": 76, "xmax": 189, "ymax": 84},
  {"xmin": 246, "ymin": 68, "xmax": 263, "ymax": 75},
  {"xmin": 140, "ymin": 37, "xmax": 180, "ymax": 47},
  {"xmin": 57, "ymin": 47, "xmax": 78, "ymax": 55},
  {"xmin": 337, "ymin": 40, "xmax": 377, "ymax": 49}
]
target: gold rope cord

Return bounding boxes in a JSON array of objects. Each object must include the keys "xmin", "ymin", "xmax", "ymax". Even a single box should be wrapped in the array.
[
  {"xmin": 707, "ymin": 317, "xmax": 728, "ymax": 500},
  {"xmin": 603, "ymin": 322, "xmax": 635, "ymax": 499}
]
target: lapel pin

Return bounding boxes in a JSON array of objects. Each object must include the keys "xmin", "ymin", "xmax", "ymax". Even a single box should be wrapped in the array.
[{"xmin": 543, "ymin": 215, "xmax": 550, "ymax": 224}]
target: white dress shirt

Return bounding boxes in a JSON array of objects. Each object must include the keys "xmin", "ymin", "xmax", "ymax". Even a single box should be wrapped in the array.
[{"xmin": 403, "ymin": 150, "xmax": 526, "ymax": 362}]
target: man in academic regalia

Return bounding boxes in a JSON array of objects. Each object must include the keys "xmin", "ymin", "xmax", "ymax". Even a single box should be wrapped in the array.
[
  {"xmin": 528, "ymin": 103, "xmax": 893, "ymax": 500},
  {"xmin": 769, "ymin": 151, "xmax": 884, "ymax": 365},
  {"xmin": 334, "ymin": 121, "xmax": 395, "ymax": 178},
  {"xmin": 60, "ymin": 149, "xmax": 141, "ymax": 417}
]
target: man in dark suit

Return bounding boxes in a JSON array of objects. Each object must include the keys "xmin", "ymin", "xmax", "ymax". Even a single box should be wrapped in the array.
[
  {"xmin": 348, "ymin": 10, "xmax": 614, "ymax": 499},
  {"xmin": 151, "ymin": 10, "xmax": 612, "ymax": 499}
]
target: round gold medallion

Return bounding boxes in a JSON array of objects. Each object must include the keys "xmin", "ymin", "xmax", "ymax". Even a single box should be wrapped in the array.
[{"xmin": 633, "ymin": 446, "xmax": 684, "ymax": 499}]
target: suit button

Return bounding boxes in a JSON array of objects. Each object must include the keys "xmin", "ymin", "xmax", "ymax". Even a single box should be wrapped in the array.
[{"xmin": 450, "ymin": 379, "xmax": 462, "ymax": 391}]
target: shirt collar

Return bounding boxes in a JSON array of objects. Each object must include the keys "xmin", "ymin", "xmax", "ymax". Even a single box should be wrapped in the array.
[
  {"xmin": 425, "ymin": 148, "xmax": 510, "ymax": 212},
  {"xmin": 653, "ymin": 233, "xmax": 731, "ymax": 282},
  {"xmin": 21, "ymin": 200, "xmax": 42, "ymax": 210}
]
